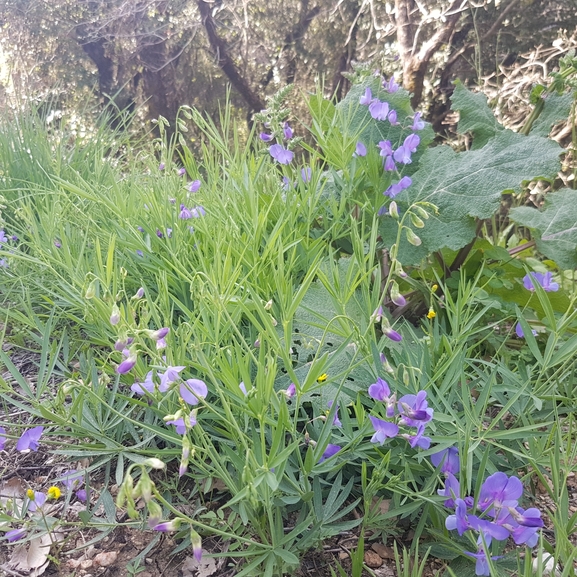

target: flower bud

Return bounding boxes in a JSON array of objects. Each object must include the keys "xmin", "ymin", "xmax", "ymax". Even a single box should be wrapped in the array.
[
  {"xmin": 110, "ymin": 304, "xmax": 121, "ymax": 326},
  {"xmin": 147, "ymin": 500, "xmax": 163, "ymax": 529},
  {"xmin": 85, "ymin": 279, "xmax": 97, "ymax": 299},
  {"xmin": 405, "ymin": 228, "xmax": 422, "ymax": 246},
  {"xmin": 264, "ymin": 299, "xmax": 273, "ymax": 310},
  {"xmin": 390, "ymin": 281, "xmax": 406, "ymax": 307},
  {"xmin": 190, "ymin": 529, "xmax": 203, "ymax": 562},
  {"xmin": 117, "ymin": 352, "xmax": 137, "ymax": 374},
  {"xmin": 410, "ymin": 213, "xmax": 425, "ymax": 229},
  {"xmin": 132, "ymin": 287, "xmax": 145, "ymax": 299},
  {"xmin": 142, "ymin": 457, "xmax": 166, "ymax": 470},
  {"xmin": 389, "ymin": 201, "xmax": 399, "ymax": 219},
  {"xmin": 154, "ymin": 518, "xmax": 181, "ymax": 532}
]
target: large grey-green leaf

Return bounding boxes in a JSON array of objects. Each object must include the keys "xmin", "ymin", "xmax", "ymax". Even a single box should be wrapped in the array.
[
  {"xmin": 510, "ymin": 188, "xmax": 577, "ymax": 268},
  {"xmin": 531, "ymin": 92, "xmax": 574, "ymax": 138},
  {"xmin": 452, "ymin": 81, "xmax": 503, "ymax": 149},
  {"xmin": 381, "ymin": 129, "xmax": 562, "ymax": 264}
]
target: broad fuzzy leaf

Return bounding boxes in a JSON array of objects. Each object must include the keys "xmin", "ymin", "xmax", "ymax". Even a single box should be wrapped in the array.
[
  {"xmin": 452, "ymin": 80, "xmax": 504, "ymax": 149},
  {"xmin": 381, "ymin": 129, "xmax": 562, "ymax": 264},
  {"xmin": 531, "ymin": 92, "xmax": 574, "ymax": 137},
  {"xmin": 510, "ymin": 188, "xmax": 577, "ymax": 268}
]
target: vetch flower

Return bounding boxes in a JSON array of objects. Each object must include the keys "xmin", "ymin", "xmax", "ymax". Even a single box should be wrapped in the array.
[
  {"xmin": 239, "ymin": 381, "xmax": 248, "ymax": 396},
  {"xmin": 378, "ymin": 140, "xmax": 393, "ymax": 157},
  {"xmin": 180, "ymin": 379, "xmax": 208, "ymax": 405},
  {"xmin": 515, "ymin": 322, "xmax": 537, "ymax": 338},
  {"xmin": 359, "ymin": 87, "xmax": 373, "ymax": 105},
  {"xmin": 6, "ymin": 528, "xmax": 26, "ymax": 542},
  {"xmin": 369, "ymin": 416, "xmax": 399, "ymax": 444},
  {"xmin": 319, "ymin": 444, "xmax": 341, "ymax": 462},
  {"xmin": 62, "ymin": 470, "xmax": 84, "ymax": 491},
  {"xmin": 131, "ymin": 371, "xmax": 155, "ymax": 395},
  {"xmin": 54, "ymin": 239, "xmax": 61, "ymax": 248},
  {"xmin": 117, "ymin": 351, "xmax": 137, "ymax": 374},
  {"xmin": 393, "ymin": 145, "xmax": 412, "ymax": 164},
  {"xmin": 133, "ymin": 287, "xmax": 145, "ymax": 299},
  {"xmin": 154, "ymin": 519, "xmax": 181, "ymax": 532},
  {"xmin": 0, "ymin": 230, "xmax": 7, "ymax": 243},
  {"xmin": 269, "ymin": 144, "xmax": 294, "ymax": 165},
  {"xmin": 404, "ymin": 423, "xmax": 431, "ymax": 449},
  {"xmin": 523, "ymin": 271, "xmax": 559, "ymax": 292},
  {"xmin": 158, "ymin": 365, "xmax": 186, "ymax": 392},
  {"xmin": 0, "ymin": 426, "xmax": 6, "ymax": 451},
  {"xmin": 355, "ymin": 141, "xmax": 367, "ymax": 157},
  {"xmin": 27, "ymin": 491, "xmax": 47, "ymax": 512},
  {"xmin": 327, "ymin": 401, "xmax": 342, "ymax": 427},
  {"xmin": 301, "ymin": 167, "xmax": 312, "ymax": 182},
  {"xmin": 76, "ymin": 489, "xmax": 88, "ymax": 502},
  {"xmin": 286, "ymin": 383, "xmax": 296, "ymax": 398},
  {"xmin": 368, "ymin": 377, "xmax": 392, "ymax": 402},
  {"xmin": 369, "ymin": 99, "xmax": 389, "ymax": 121},
  {"xmin": 477, "ymin": 472, "xmax": 523, "ymax": 514},
  {"xmin": 167, "ymin": 413, "xmax": 197, "ymax": 434},
  {"xmin": 16, "ymin": 426, "xmax": 44, "ymax": 452},
  {"xmin": 383, "ymin": 326, "xmax": 402, "ymax": 342},
  {"xmin": 398, "ymin": 176, "xmax": 412, "ymax": 189},
  {"xmin": 110, "ymin": 304, "xmax": 121, "ymax": 326},
  {"xmin": 177, "ymin": 168, "xmax": 186, "ymax": 177},
  {"xmin": 431, "ymin": 446, "xmax": 460, "ymax": 474},
  {"xmin": 388, "ymin": 110, "xmax": 399, "ymax": 125},
  {"xmin": 188, "ymin": 180, "xmax": 201, "ymax": 193},
  {"xmin": 464, "ymin": 546, "xmax": 502, "ymax": 577},
  {"xmin": 384, "ymin": 155, "xmax": 396, "ymax": 172},
  {"xmin": 259, "ymin": 132, "xmax": 273, "ymax": 142},
  {"xmin": 412, "ymin": 112, "xmax": 425, "ymax": 131},
  {"xmin": 283, "ymin": 122, "xmax": 293, "ymax": 139},
  {"xmin": 191, "ymin": 206, "xmax": 206, "ymax": 218},
  {"xmin": 404, "ymin": 133, "xmax": 420, "ymax": 152},
  {"xmin": 383, "ymin": 76, "xmax": 399, "ymax": 93},
  {"xmin": 147, "ymin": 327, "xmax": 170, "ymax": 341},
  {"xmin": 437, "ymin": 472, "xmax": 470, "ymax": 508},
  {"xmin": 398, "ymin": 391, "xmax": 433, "ymax": 426},
  {"xmin": 445, "ymin": 498, "xmax": 470, "ymax": 535},
  {"xmin": 159, "ymin": 162, "xmax": 165, "ymax": 170},
  {"xmin": 179, "ymin": 204, "xmax": 193, "ymax": 219}
]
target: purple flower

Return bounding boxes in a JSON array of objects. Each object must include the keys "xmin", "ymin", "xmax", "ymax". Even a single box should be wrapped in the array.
[
  {"xmin": 16, "ymin": 426, "xmax": 44, "ymax": 452},
  {"xmin": 404, "ymin": 133, "xmax": 420, "ymax": 152},
  {"xmin": 438, "ymin": 472, "xmax": 464, "ymax": 508},
  {"xmin": 404, "ymin": 423, "xmax": 430, "ymax": 449},
  {"xmin": 0, "ymin": 230, "xmax": 7, "ymax": 243},
  {"xmin": 188, "ymin": 180, "xmax": 201, "ymax": 193},
  {"xmin": 62, "ymin": 470, "xmax": 84, "ymax": 491},
  {"xmin": 239, "ymin": 382, "xmax": 248, "ymax": 396},
  {"xmin": 378, "ymin": 140, "xmax": 393, "ymax": 157},
  {"xmin": 369, "ymin": 416, "xmax": 399, "ymax": 444},
  {"xmin": 134, "ymin": 287, "xmax": 145, "ymax": 299},
  {"xmin": 54, "ymin": 240, "xmax": 61, "ymax": 248},
  {"xmin": 507, "ymin": 506, "xmax": 544, "ymax": 529},
  {"xmin": 136, "ymin": 250, "xmax": 143, "ymax": 257},
  {"xmin": 156, "ymin": 229, "xmax": 163, "ymax": 238},
  {"xmin": 515, "ymin": 322, "xmax": 537, "ymax": 338},
  {"xmin": 0, "ymin": 258, "xmax": 8, "ymax": 268},
  {"xmin": 283, "ymin": 122, "xmax": 293, "ymax": 139},
  {"xmin": 355, "ymin": 141, "xmax": 367, "ymax": 157},
  {"xmin": 359, "ymin": 87, "xmax": 373, "ymax": 105},
  {"xmin": 399, "ymin": 176, "xmax": 412, "ymax": 189},
  {"xmin": 282, "ymin": 176, "xmax": 292, "ymax": 190},
  {"xmin": 445, "ymin": 498, "xmax": 470, "ymax": 535},
  {"xmin": 369, "ymin": 99, "xmax": 389, "ymax": 121},
  {"xmin": 269, "ymin": 144, "xmax": 294, "ymax": 165},
  {"xmin": 179, "ymin": 205, "xmax": 192, "ymax": 219},
  {"xmin": 167, "ymin": 413, "xmax": 197, "ymax": 435},
  {"xmin": 383, "ymin": 76, "xmax": 399, "ymax": 93},
  {"xmin": 149, "ymin": 327, "xmax": 170, "ymax": 341},
  {"xmin": 154, "ymin": 520, "xmax": 180, "ymax": 532},
  {"xmin": 6, "ymin": 528, "xmax": 26, "ymax": 542},
  {"xmin": 523, "ymin": 271, "xmax": 559, "ymax": 292},
  {"xmin": 286, "ymin": 383, "xmax": 296, "ymax": 398},
  {"xmin": 158, "ymin": 366, "xmax": 185, "ymax": 392},
  {"xmin": 159, "ymin": 162, "xmax": 165, "ymax": 170},
  {"xmin": 319, "ymin": 444, "xmax": 341, "ymax": 463},
  {"xmin": 464, "ymin": 547, "xmax": 503, "ymax": 577},
  {"xmin": 117, "ymin": 352, "xmax": 137, "ymax": 374},
  {"xmin": 383, "ymin": 326, "xmax": 402, "ymax": 342},
  {"xmin": 327, "ymin": 401, "xmax": 342, "ymax": 427},
  {"xmin": 384, "ymin": 156, "xmax": 396, "ymax": 172},
  {"xmin": 412, "ymin": 112, "xmax": 425, "ymax": 131},
  {"xmin": 477, "ymin": 472, "xmax": 523, "ymax": 514},
  {"xmin": 431, "ymin": 446, "xmax": 460, "ymax": 474},
  {"xmin": 177, "ymin": 168, "xmax": 186, "ymax": 177},
  {"xmin": 259, "ymin": 132, "xmax": 273, "ymax": 142},
  {"xmin": 131, "ymin": 371, "xmax": 155, "ymax": 395},
  {"xmin": 180, "ymin": 379, "xmax": 208, "ymax": 405},
  {"xmin": 398, "ymin": 391, "xmax": 433, "ymax": 427},
  {"xmin": 368, "ymin": 377, "xmax": 391, "ymax": 402},
  {"xmin": 393, "ymin": 145, "xmax": 412, "ymax": 164},
  {"xmin": 76, "ymin": 489, "xmax": 88, "ymax": 503},
  {"xmin": 301, "ymin": 167, "xmax": 312, "ymax": 182},
  {"xmin": 384, "ymin": 182, "xmax": 402, "ymax": 198},
  {"xmin": 0, "ymin": 426, "xmax": 6, "ymax": 451},
  {"xmin": 388, "ymin": 110, "xmax": 399, "ymax": 125},
  {"xmin": 191, "ymin": 206, "xmax": 206, "ymax": 218},
  {"xmin": 27, "ymin": 491, "xmax": 47, "ymax": 512}
]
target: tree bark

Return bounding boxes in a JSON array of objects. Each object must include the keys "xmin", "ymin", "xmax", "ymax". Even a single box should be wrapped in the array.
[{"xmin": 196, "ymin": 0, "xmax": 266, "ymax": 114}]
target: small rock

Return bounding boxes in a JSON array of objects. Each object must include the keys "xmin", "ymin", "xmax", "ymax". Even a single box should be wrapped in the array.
[
  {"xmin": 364, "ymin": 550, "xmax": 383, "ymax": 568},
  {"xmin": 66, "ymin": 559, "xmax": 82, "ymax": 569},
  {"xmin": 371, "ymin": 543, "xmax": 395, "ymax": 559},
  {"xmin": 146, "ymin": 557, "xmax": 154, "ymax": 564},
  {"xmin": 338, "ymin": 551, "xmax": 349, "ymax": 560},
  {"xmin": 93, "ymin": 551, "xmax": 117, "ymax": 567},
  {"xmin": 80, "ymin": 559, "xmax": 93, "ymax": 570}
]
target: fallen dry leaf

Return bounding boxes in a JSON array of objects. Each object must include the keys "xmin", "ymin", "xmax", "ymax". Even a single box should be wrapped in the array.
[
  {"xmin": 181, "ymin": 553, "xmax": 217, "ymax": 577},
  {"xmin": 9, "ymin": 534, "xmax": 53, "ymax": 576}
]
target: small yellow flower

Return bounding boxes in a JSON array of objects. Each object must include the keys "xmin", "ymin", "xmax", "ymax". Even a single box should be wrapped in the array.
[
  {"xmin": 427, "ymin": 309, "xmax": 436, "ymax": 319},
  {"xmin": 26, "ymin": 488, "xmax": 35, "ymax": 500},
  {"xmin": 317, "ymin": 373, "xmax": 328, "ymax": 383},
  {"xmin": 47, "ymin": 486, "xmax": 61, "ymax": 500},
  {"xmin": 431, "ymin": 284, "xmax": 438, "ymax": 292}
]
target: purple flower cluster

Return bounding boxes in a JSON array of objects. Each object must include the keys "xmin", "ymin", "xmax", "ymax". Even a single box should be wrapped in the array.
[
  {"xmin": 0, "ymin": 229, "xmax": 18, "ymax": 268},
  {"xmin": 261, "ymin": 121, "xmax": 295, "ymax": 165},
  {"xmin": 368, "ymin": 378, "xmax": 433, "ymax": 449},
  {"xmin": 435, "ymin": 450, "xmax": 543, "ymax": 576},
  {"xmin": 523, "ymin": 271, "xmax": 559, "ymax": 292}
]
